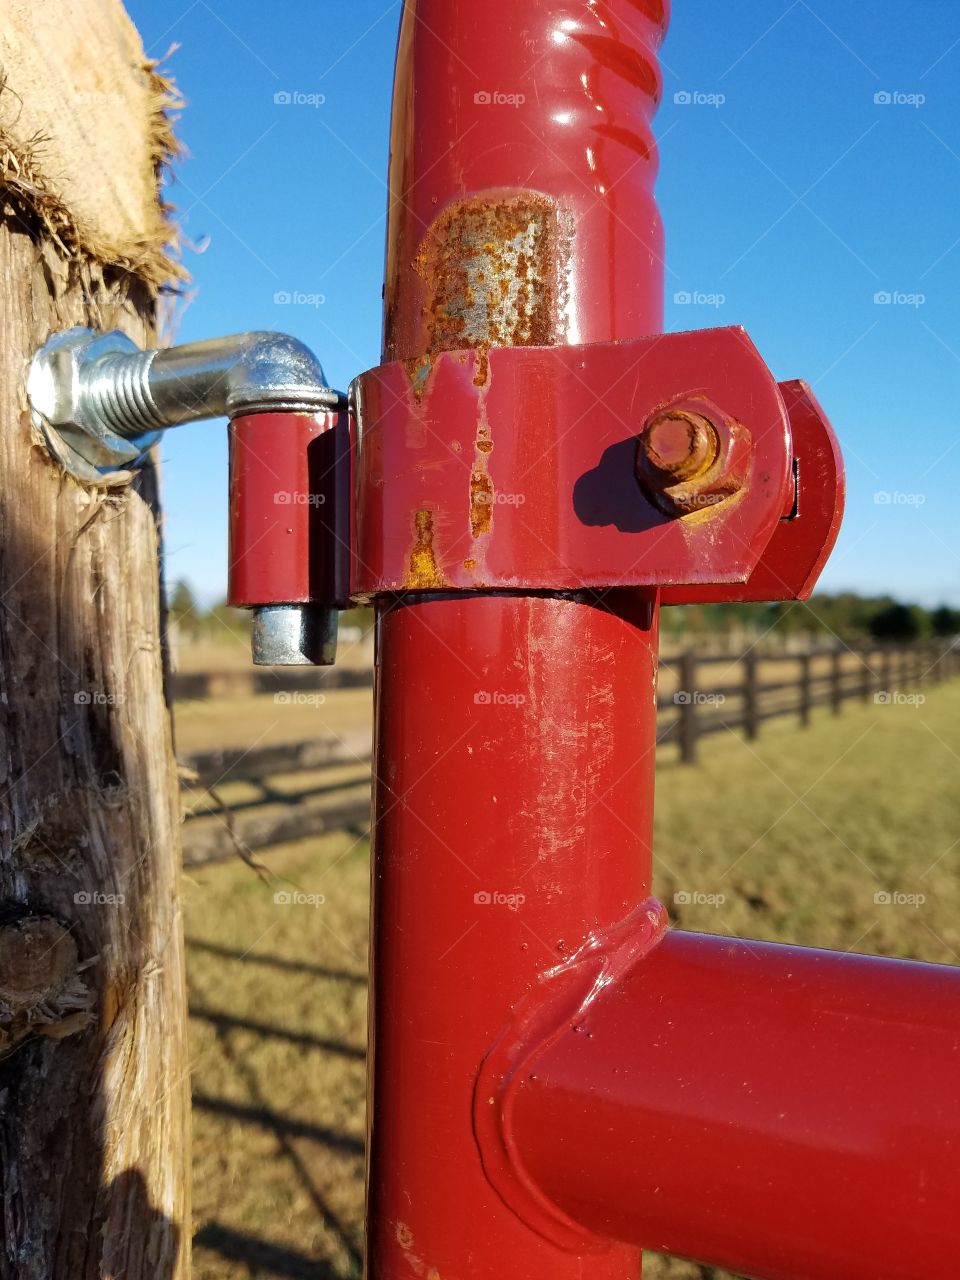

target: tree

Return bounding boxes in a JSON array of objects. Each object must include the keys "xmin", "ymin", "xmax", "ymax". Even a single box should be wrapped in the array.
[
  {"xmin": 931, "ymin": 604, "xmax": 960, "ymax": 638},
  {"xmin": 0, "ymin": 6, "xmax": 189, "ymax": 1278},
  {"xmin": 168, "ymin": 579, "xmax": 199, "ymax": 626},
  {"xmin": 869, "ymin": 601, "xmax": 922, "ymax": 642}
]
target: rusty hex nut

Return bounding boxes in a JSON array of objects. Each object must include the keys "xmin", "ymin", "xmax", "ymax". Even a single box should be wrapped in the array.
[{"xmin": 637, "ymin": 410, "xmax": 719, "ymax": 483}]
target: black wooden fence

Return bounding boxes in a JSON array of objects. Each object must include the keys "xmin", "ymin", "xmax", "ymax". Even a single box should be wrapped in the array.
[{"xmin": 179, "ymin": 641, "xmax": 957, "ymax": 865}]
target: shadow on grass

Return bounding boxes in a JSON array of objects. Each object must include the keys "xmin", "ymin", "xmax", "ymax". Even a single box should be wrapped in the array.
[
  {"xmin": 193, "ymin": 1094, "xmax": 363, "ymax": 1155},
  {"xmin": 185, "ymin": 937, "xmax": 367, "ymax": 984},
  {"xmin": 189, "ymin": 1003, "xmax": 366, "ymax": 1059},
  {"xmin": 194, "ymin": 1223, "xmax": 351, "ymax": 1279}
]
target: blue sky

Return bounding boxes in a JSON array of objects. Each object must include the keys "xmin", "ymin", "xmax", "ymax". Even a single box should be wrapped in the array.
[{"xmin": 126, "ymin": 0, "xmax": 960, "ymax": 607}]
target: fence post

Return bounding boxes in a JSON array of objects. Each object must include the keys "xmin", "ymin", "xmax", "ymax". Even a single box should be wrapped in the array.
[
  {"xmin": 881, "ymin": 645, "xmax": 893, "ymax": 700},
  {"xmin": 679, "ymin": 650, "xmax": 699, "ymax": 764},
  {"xmin": 0, "ymin": 6, "xmax": 189, "ymax": 1277},
  {"xmin": 860, "ymin": 646, "xmax": 872, "ymax": 702},
  {"xmin": 831, "ymin": 648, "xmax": 843, "ymax": 714},
  {"xmin": 799, "ymin": 652, "xmax": 812, "ymax": 727},
  {"xmin": 744, "ymin": 651, "xmax": 759, "ymax": 740}
]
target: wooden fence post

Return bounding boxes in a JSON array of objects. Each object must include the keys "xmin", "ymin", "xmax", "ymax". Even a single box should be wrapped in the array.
[
  {"xmin": 0, "ymin": 7, "xmax": 189, "ymax": 1278},
  {"xmin": 799, "ymin": 652, "xmax": 812, "ymax": 728},
  {"xmin": 881, "ymin": 645, "xmax": 893, "ymax": 699},
  {"xmin": 678, "ymin": 650, "xmax": 699, "ymax": 765},
  {"xmin": 860, "ymin": 646, "xmax": 872, "ymax": 702},
  {"xmin": 831, "ymin": 648, "xmax": 843, "ymax": 714},
  {"xmin": 743, "ymin": 651, "xmax": 759, "ymax": 740}
]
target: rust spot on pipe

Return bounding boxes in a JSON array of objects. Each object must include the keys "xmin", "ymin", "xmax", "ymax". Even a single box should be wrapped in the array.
[
  {"xmin": 406, "ymin": 509, "xmax": 443, "ymax": 589},
  {"xmin": 470, "ymin": 419, "xmax": 495, "ymax": 539},
  {"xmin": 413, "ymin": 192, "xmax": 571, "ymax": 367},
  {"xmin": 470, "ymin": 470, "xmax": 494, "ymax": 538},
  {"xmin": 404, "ymin": 353, "xmax": 435, "ymax": 403}
]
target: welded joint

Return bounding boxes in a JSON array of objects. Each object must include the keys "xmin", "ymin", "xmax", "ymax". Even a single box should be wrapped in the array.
[{"xmin": 473, "ymin": 898, "xmax": 669, "ymax": 1252}]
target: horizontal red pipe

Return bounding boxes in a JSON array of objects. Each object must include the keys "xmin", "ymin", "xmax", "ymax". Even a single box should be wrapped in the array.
[{"xmin": 501, "ymin": 922, "xmax": 960, "ymax": 1279}]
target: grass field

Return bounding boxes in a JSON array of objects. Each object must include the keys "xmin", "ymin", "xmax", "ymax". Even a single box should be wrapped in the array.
[{"xmin": 182, "ymin": 680, "xmax": 960, "ymax": 1279}]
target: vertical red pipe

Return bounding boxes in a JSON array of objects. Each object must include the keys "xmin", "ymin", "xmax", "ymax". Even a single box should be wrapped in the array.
[{"xmin": 368, "ymin": 2, "xmax": 669, "ymax": 1275}]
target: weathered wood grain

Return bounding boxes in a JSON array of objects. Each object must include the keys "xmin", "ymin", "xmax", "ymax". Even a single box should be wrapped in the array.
[{"xmin": 0, "ymin": 4, "xmax": 188, "ymax": 1278}]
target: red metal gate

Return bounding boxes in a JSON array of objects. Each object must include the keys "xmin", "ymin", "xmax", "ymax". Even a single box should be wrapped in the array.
[{"xmin": 358, "ymin": 3, "xmax": 960, "ymax": 1278}]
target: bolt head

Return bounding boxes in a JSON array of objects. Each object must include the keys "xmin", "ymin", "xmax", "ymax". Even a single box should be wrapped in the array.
[{"xmin": 639, "ymin": 411, "xmax": 719, "ymax": 482}]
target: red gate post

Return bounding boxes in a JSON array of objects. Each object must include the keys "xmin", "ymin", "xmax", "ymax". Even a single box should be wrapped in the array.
[
  {"xmin": 366, "ymin": 1, "xmax": 668, "ymax": 1275},
  {"xmin": 359, "ymin": 3, "xmax": 960, "ymax": 1279}
]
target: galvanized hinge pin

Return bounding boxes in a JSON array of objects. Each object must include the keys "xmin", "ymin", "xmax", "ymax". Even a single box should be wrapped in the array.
[{"xmin": 26, "ymin": 328, "xmax": 347, "ymax": 666}]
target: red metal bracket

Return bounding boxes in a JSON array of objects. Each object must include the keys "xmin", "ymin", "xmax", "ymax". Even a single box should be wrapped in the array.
[
  {"xmin": 355, "ymin": 326, "xmax": 797, "ymax": 596},
  {"xmin": 661, "ymin": 379, "xmax": 845, "ymax": 604}
]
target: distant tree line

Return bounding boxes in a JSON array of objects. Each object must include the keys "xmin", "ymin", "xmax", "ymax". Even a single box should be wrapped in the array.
[
  {"xmin": 661, "ymin": 593, "xmax": 960, "ymax": 644},
  {"xmin": 167, "ymin": 580, "xmax": 958, "ymax": 648}
]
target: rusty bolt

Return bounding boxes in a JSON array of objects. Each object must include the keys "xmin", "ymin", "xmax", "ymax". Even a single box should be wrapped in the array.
[
  {"xmin": 635, "ymin": 405, "xmax": 747, "ymax": 517},
  {"xmin": 637, "ymin": 410, "xmax": 719, "ymax": 483}
]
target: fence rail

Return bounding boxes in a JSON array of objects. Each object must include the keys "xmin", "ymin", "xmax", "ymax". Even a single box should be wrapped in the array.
[{"xmin": 179, "ymin": 641, "xmax": 958, "ymax": 865}]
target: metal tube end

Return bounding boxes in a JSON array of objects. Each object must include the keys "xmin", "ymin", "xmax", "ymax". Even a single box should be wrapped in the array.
[{"xmin": 250, "ymin": 604, "xmax": 338, "ymax": 666}]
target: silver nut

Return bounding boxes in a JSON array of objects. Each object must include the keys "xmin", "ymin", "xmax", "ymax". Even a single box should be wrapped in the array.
[{"xmin": 27, "ymin": 327, "xmax": 161, "ymax": 482}]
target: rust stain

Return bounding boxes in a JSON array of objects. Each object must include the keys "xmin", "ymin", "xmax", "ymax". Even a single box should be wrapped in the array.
[
  {"xmin": 470, "ymin": 419, "xmax": 494, "ymax": 539},
  {"xmin": 470, "ymin": 469, "xmax": 493, "ymax": 538},
  {"xmin": 413, "ymin": 191, "xmax": 571, "ymax": 362},
  {"xmin": 406, "ymin": 509, "xmax": 443, "ymax": 589},
  {"xmin": 472, "ymin": 344, "xmax": 489, "ymax": 388},
  {"xmin": 403, "ymin": 352, "xmax": 435, "ymax": 404},
  {"xmin": 463, "ymin": 557, "xmax": 476, "ymax": 571}
]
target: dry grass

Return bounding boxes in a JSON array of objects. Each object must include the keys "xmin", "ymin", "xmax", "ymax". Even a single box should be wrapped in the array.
[{"xmin": 182, "ymin": 681, "xmax": 960, "ymax": 1278}]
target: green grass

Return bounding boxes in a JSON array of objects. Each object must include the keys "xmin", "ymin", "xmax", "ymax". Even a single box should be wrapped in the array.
[{"xmin": 183, "ymin": 683, "xmax": 960, "ymax": 1279}]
